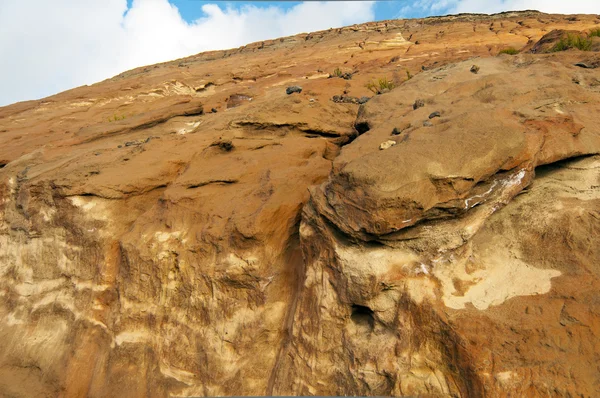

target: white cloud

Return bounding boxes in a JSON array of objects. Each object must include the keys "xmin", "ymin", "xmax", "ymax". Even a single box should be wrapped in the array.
[
  {"xmin": 398, "ymin": 0, "xmax": 599, "ymax": 19},
  {"xmin": 0, "ymin": 0, "xmax": 374, "ymax": 106}
]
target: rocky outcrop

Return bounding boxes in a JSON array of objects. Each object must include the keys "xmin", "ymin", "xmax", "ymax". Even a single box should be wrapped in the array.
[{"xmin": 1, "ymin": 10, "xmax": 600, "ymax": 398}]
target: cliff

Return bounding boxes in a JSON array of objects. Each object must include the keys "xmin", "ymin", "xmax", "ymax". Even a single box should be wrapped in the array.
[{"xmin": 1, "ymin": 10, "xmax": 600, "ymax": 397}]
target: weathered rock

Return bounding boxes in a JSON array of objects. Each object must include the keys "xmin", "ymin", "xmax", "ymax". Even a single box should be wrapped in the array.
[
  {"xmin": 391, "ymin": 122, "xmax": 411, "ymax": 136},
  {"xmin": 413, "ymin": 98, "xmax": 425, "ymax": 109},
  {"xmin": 226, "ymin": 93, "xmax": 253, "ymax": 108},
  {"xmin": 332, "ymin": 94, "xmax": 359, "ymax": 104},
  {"xmin": 1, "ymin": 10, "xmax": 600, "ymax": 398},
  {"xmin": 429, "ymin": 111, "xmax": 441, "ymax": 119},
  {"xmin": 286, "ymin": 86, "xmax": 302, "ymax": 95},
  {"xmin": 309, "ymin": 55, "xmax": 600, "ymax": 241},
  {"xmin": 379, "ymin": 140, "xmax": 397, "ymax": 150}
]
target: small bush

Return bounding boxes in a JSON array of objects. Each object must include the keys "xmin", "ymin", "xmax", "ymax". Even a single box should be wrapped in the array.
[
  {"xmin": 405, "ymin": 69, "xmax": 413, "ymax": 80},
  {"xmin": 590, "ymin": 28, "xmax": 600, "ymax": 38},
  {"xmin": 332, "ymin": 67, "xmax": 343, "ymax": 77},
  {"xmin": 366, "ymin": 77, "xmax": 395, "ymax": 94},
  {"xmin": 499, "ymin": 47, "xmax": 519, "ymax": 55},
  {"xmin": 108, "ymin": 114, "xmax": 126, "ymax": 122},
  {"xmin": 551, "ymin": 34, "xmax": 592, "ymax": 52}
]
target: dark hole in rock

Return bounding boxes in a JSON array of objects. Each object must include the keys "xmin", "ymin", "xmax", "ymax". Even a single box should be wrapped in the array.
[
  {"xmin": 355, "ymin": 121, "xmax": 370, "ymax": 135},
  {"xmin": 351, "ymin": 304, "xmax": 375, "ymax": 330},
  {"xmin": 0, "ymin": 161, "xmax": 7, "ymax": 169},
  {"xmin": 210, "ymin": 139, "xmax": 234, "ymax": 152}
]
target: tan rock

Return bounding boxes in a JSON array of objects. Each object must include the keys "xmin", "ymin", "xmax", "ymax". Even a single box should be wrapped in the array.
[
  {"xmin": 379, "ymin": 140, "xmax": 397, "ymax": 150},
  {"xmin": 0, "ymin": 10, "xmax": 599, "ymax": 398}
]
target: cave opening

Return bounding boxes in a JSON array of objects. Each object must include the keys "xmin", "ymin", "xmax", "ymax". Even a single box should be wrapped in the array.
[{"xmin": 351, "ymin": 304, "xmax": 375, "ymax": 330}]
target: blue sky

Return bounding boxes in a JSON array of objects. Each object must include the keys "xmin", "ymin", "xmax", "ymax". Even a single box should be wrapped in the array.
[
  {"xmin": 164, "ymin": 0, "xmax": 438, "ymax": 23},
  {"xmin": 167, "ymin": 1, "xmax": 424, "ymax": 22},
  {"xmin": 1, "ymin": 0, "xmax": 598, "ymax": 106}
]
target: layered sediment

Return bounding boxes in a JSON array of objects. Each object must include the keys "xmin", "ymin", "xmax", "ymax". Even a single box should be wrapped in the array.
[{"xmin": 1, "ymin": 10, "xmax": 600, "ymax": 397}]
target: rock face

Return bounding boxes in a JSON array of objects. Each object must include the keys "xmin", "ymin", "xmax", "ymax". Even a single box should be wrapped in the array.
[{"xmin": 1, "ymin": 11, "xmax": 600, "ymax": 398}]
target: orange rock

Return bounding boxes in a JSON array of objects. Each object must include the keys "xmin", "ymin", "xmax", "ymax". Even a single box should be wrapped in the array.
[{"xmin": 0, "ymin": 10, "xmax": 599, "ymax": 397}]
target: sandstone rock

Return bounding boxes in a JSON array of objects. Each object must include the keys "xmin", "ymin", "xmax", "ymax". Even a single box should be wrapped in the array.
[
  {"xmin": 0, "ymin": 11, "xmax": 600, "ymax": 398},
  {"xmin": 379, "ymin": 140, "xmax": 397, "ymax": 150},
  {"xmin": 227, "ymin": 93, "xmax": 253, "ymax": 108}
]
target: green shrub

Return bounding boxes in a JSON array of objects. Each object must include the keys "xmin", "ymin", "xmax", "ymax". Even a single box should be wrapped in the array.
[
  {"xmin": 499, "ymin": 47, "xmax": 519, "ymax": 55},
  {"xmin": 590, "ymin": 28, "xmax": 600, "ymax": 38},
  {"xmin": 108, "ymin": 114, "xmax": 126, "ymax": 122},
  {"xmin": 366, "ymin": 77, "xmax": 395, "ymax": 94},
  {"xmin": 332, "ymin": 67, "xmax": 343, "ymax": 77},
  {"xmin": 551, "ymin": 34, "xmax": 592, "ymax": 52}
]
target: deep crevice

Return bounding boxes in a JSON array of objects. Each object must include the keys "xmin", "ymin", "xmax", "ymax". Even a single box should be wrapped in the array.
[
  {"xmin": 266, "ymin": 227, "xmax": 304, "ymax": 395},
  {"xmin": 534, "ymin": 153, "xmax": 598, "ymax": 179},
  {"xmin": 186, "ymin": 179, "xmax": 238, "ymax": 189}
]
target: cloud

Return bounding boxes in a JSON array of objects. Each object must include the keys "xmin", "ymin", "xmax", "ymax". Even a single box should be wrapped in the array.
[
  {"xmin": 0, "ymin": 0, "xmax": 374, "ymax": 106},
  {"xmin": 398, "ymin": 0, "xmax": 599, "ymax": 18}
]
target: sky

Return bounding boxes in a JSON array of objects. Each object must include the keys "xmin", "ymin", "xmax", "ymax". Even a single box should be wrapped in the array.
[{"xmin": 0, "ymin": 0, "xmax": 598, "ymax": 107}]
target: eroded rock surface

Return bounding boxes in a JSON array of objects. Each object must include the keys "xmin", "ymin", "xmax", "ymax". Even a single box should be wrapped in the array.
[{"xmin": 1, "ymin": 11, "xmax": 600, "ymax": 398}]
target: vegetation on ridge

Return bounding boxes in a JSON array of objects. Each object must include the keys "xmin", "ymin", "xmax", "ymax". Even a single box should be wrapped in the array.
[
  {"xmin": 366, "ymin": 77, "xmax": 395, "ymax": 94},
  {"xmin": 551, "ymin": 33, "xmax": 592, "ymax": 52},
  {"xmin": 498, "ymin": 47, "xmax": 519, "ymax": 55}
]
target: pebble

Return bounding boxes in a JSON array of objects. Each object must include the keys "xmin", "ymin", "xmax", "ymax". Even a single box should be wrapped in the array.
[
  {"xmin": 379, "ymin": 140, "xmax": 397, "ymax": 150},
  {"xmin": 413, "ymin": 99, "xmax": 425, "ymax": 110},
  {"xmin": 286, "ymin": 86, "xmax": 302, "ymax": 95},
  {"xmin": 392, "ymin": 122, "xmax": 411, "ymax": 135},
  {"xmin": 429, "ymin": 111, "xmax": 441, "ymax": 119}
]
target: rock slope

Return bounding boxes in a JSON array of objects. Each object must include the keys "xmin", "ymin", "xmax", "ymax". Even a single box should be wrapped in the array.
[{"xmin": 1, "ymin": 10, "xmax": 600, "ymax": 397}]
